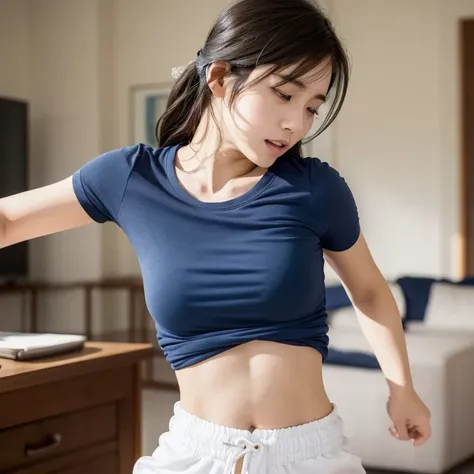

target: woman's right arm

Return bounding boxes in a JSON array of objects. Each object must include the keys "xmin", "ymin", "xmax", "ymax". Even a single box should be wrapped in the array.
[{"xmin": 0, "ymin": 176, "xmax": 93, "ymax": 249}]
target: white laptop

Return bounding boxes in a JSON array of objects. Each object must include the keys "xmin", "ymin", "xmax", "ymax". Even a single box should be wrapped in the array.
[{"xmin": 0, "ymin": 331, "xmax": 86, "ymax": 361}]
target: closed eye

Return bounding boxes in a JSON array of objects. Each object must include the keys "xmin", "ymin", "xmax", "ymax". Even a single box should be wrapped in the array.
[
  {"xmin": 273, "ymin": 88, "xmax": 291, "ymax": 101},
  {"xmin": 273, "ymin": 88, "xmax": 320, "ymax": 117}
]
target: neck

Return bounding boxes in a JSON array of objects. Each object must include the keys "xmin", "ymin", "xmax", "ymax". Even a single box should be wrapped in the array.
[{"xmin": 175, "ymin": 112, "xmax": 262, "ymax": 194}]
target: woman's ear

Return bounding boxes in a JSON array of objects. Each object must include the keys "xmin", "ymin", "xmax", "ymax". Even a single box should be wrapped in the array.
[{"xmin": 206, "ymin": 61, "xmax": 232, "ymax": 98}]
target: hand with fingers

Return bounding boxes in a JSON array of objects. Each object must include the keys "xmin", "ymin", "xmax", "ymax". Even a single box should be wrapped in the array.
[{"xmin": 386, "ymin": 388, "xmax": 431, "ymax": 446}]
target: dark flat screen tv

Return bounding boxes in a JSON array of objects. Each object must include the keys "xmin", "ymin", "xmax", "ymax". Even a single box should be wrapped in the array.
[{"xmin": 0, "ymin": 97, "xmax": 29, "ymax": 281}]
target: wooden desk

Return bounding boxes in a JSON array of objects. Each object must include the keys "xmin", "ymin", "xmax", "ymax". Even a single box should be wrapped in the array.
[{"xmin": 0, "ymin": 341, "xmax": 153, "ymax": 474}]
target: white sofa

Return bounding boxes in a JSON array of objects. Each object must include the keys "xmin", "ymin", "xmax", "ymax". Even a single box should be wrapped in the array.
[{"xmin": 323, "ymin": 281, "xmax": 474, "ymax": 473}]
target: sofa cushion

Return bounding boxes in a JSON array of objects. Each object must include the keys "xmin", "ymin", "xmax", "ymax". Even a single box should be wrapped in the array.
[
  {"xmin": 396, "ymin": 275, "xmax": 474, "ymax": 322},
  {"xmin": 325, "ymin": 284, "xmax": 351, "ymax": 310},
  {"xmin": 396, "ymin": 276, "xmax": 435, "ymax": 321},
  {"xmin": 424, "ymin": 282, "xmax": 474, "ymax": 330}
]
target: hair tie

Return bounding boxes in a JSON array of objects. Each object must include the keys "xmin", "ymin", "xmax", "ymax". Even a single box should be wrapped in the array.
[{"xmin": 171, "ymin": 62, "xmax": 191, "ymax": 80}]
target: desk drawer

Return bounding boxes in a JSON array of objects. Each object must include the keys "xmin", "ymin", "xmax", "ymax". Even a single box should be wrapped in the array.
[{"xmin": 0, "ymin": 403, "xmax": 116, "ymax": 471}]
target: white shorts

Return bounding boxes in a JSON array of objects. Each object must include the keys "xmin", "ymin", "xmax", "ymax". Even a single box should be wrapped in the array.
[{"xmin": 134, "ymin": 402, "xmax": 366, "ymax": 474}]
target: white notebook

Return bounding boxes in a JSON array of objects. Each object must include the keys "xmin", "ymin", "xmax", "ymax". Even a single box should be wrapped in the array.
[{"xmin": 0, "ymin": 331, "xmax": 86, "ymax": 361}]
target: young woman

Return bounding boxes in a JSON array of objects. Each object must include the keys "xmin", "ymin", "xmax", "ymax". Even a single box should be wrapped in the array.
[{"xmin": 0, "ymin": 0, "xmax": 431, "ymax": 472}]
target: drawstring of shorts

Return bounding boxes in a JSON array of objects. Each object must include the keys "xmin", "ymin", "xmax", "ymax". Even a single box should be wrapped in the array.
[{"xmin": 223, "ymin": 437, "xmax": 262, "ymax": 474}]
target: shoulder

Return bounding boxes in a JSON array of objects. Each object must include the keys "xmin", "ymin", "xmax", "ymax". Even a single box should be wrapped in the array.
[
  {"xmin": 280, "ymin": 150, "xmax": 337, "ymax": 176},
  {"xmin": 293, "ymin": 156, "xmax": 360, "ymax": 251},
  {"xmin": 280, "ymin": 152, "xmax": 350, "ymax": 199},
  {"xmin": 77, "ymin": 143, "xmax": 146, "ymax": 177},
  {"xmin": 72, "ymin": 143, "xmax": 176, "ymax": 223},
  {"xmin": 94, "ymin": 142, "xmax": 160, "ymax": 167},
  {"xmin": 308, "ymin": 157, "xmax": 353, "ymax": 202},
  {"xmin": 82, "ymin": 142, "xmax": 177, "ymax": 176}
]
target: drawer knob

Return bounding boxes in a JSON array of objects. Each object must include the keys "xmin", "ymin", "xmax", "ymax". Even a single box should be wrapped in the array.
[{"xmin": 25, "ymin": 433, "xmax": 62, "ymax": 457}]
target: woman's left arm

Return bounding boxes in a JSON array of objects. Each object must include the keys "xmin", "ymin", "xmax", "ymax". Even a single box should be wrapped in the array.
[{"xmin": 324, "ymin": 232, "xmax": 431, "ymax": 446}]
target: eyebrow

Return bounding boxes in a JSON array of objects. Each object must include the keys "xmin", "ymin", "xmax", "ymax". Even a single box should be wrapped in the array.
[{"xmin": 274, "ymin": 74, "xmax": 327, "ymax": 102}]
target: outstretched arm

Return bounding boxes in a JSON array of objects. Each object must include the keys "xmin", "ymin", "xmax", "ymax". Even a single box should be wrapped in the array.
[{"xmin": 0, "ymin": 176, "xmax": 93, "ymax": 249}]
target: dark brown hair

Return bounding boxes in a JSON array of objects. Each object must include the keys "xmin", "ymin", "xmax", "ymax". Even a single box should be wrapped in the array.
[{"xmin": 156, "ymin": 0, "xmax": 350, "ymax": 156}]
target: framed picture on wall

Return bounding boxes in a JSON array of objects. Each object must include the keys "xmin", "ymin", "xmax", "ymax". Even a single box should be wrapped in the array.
[{"xmin": 129, "ymin": 82, "xmax": 172, "ymax": 146}]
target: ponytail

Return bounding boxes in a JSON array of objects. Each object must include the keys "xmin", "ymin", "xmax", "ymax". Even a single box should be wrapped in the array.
[{"xmin": 156, "ymin": 60, "xmax": 211, "ymax": 148}]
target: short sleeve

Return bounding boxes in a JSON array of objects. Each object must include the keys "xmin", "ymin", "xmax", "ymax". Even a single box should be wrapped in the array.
[
  {"xmin": 311, "ymin": 160, "xmax": 360, "ymax": 252},
  {"xmin": 72, "ymin": 144, "xmax": 140, "ymax": 224}
]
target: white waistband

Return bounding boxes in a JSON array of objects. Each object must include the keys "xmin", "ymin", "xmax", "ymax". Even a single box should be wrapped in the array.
[{"xmin": 168, "ymin": 402, "xmax": 345, "ymax": 467}]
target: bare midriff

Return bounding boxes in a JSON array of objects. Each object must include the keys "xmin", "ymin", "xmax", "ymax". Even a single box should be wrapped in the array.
[{"xmin": 176, "ymin": 340, "xmax": 333, "ymax": 430}]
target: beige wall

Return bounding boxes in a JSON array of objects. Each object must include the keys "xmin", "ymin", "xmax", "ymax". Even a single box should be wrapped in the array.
[
  {"xmin": 330, "ymin": 0, "xmax": 473, "ymax": 281},
  {"xmin": 0, "ymin": 0, "xmax": 30, "ymax": 100},
  {"xmin": 1, "ymin": 0, "xmax": 473, "ymax": 331}
]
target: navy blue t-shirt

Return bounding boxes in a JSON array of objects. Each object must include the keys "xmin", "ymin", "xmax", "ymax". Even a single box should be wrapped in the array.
[{"xmin": 72, "ymin": 143, "xmax": 360, "ymax": 370}]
